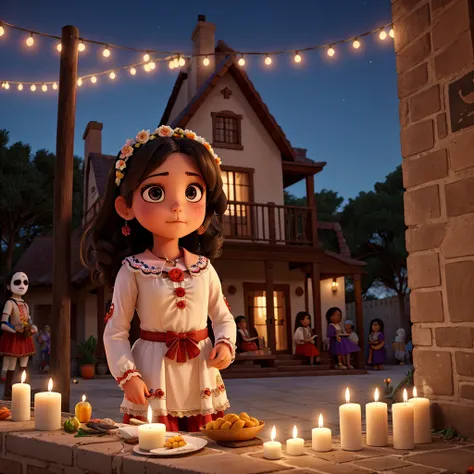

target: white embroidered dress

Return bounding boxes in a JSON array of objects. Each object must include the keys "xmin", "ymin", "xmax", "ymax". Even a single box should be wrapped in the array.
[{"xmin": 103, "ymin": 248, "xmax": 236, "ymax": 419}]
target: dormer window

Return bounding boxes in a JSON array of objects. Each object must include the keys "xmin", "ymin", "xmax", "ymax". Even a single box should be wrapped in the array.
[{"xmin": 211, "ymin": 111, "xmax": 244, "ymax": 150}]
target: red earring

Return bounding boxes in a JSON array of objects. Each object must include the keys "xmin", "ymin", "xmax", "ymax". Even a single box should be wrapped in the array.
[{"xmin": 121, "ymin": 220, "xmax": 131, "ymax": 236}]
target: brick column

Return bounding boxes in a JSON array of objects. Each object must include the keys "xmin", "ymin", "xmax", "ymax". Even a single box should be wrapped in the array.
[{"xmin": 392, "ymin": 0, "xmax": 474, "ymax": 436}]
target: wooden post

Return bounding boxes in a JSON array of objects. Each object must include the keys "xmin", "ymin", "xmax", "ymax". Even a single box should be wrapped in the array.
[
  {"xmin": 310, "ymin": 262, "xmax": 322, "ymax": 351},
  {"xmin": 304, "ymin": 273, "xmax": 309, "ymax": 313},
  {"xmin": 354, "ymin": 274, "xmax": 364, "ymax": 356},
  {"xmin": 96, "ymin": 286, "xmax": 105, "ymax": 358},
  {"xmin": 264, "ymin": 260, "xmax": 276, "ymax": 352},
  {"xmin": 267, "ymin": 202, "xmax": 276, "ymax": 244},
  {"xmin": 305, "ymin": 175, "xmax": 319, "ymax": 247},
  {"xmin": 51, "ymin": 25, "xmax": 79, "ymax": 412}
]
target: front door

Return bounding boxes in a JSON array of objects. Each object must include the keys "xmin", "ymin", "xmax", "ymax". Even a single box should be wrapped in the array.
[{"xmin": 243, "ymin": 283, "xmax": 292, "ymax": 353}]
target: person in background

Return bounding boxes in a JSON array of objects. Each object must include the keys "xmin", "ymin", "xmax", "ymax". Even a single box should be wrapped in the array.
[
  {"xmin": 344, "ymin": 320, "xmax": 359, "ymax": 368},
  {"xmin": 235, "ymin": 316, "xmax": 259, "ymax": 353},
  {"xmin": 293, "ymin": 311, "xmax": 320, "ymax": 365},
  {"xmin": 393, "ymin": 328, "xmax": 406, "ymax": 365},
  {"xmin": 37, "ymin": 325, "xmax": 51, "ymax": 373},
  {"xmin": 367, "ymin": 318, "xmax": 386, "ymax": 370}
]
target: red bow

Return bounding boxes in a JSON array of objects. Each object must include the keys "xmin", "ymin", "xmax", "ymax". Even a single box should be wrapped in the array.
[{"xmin": 165, "ymin": 331, "xmax": 201, "ymax": 363}]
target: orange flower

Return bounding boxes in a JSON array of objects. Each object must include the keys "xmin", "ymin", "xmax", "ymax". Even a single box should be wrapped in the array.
[{"xmin": 185, "ymin": 130, "xmax": 196, "ymax": 140}]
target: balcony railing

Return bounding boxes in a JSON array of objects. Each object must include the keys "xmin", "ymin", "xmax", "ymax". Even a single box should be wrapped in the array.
[{"xmin": 220, "ymin": 201, "xmax": 318, "ymax": 246}]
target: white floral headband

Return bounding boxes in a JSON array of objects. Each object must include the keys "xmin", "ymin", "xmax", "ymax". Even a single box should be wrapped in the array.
[{"xmin": 115, "ymin": 125, "xmax": 222, "ymax": 187}]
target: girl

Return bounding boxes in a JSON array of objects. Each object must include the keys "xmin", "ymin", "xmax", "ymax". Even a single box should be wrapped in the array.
[
  {"xmin": 393, "ymin": 328, "xmax": 406, "ymax": 365},
  {"xmin": 81, "ymin": 126, "xmax": 236, "ymax": 432},
  {"xmin": 235, "ymin": 316, "xmax": 258, "ymax": 353},
  {"xmin": 326, "ymin": 307, "xmax": 360, "ymax": 369},
  {"xmin": 293, "ymin": 311, "xmax": 320, "ymax": 365},
  {"xmin": 0, "ymin": 272, "xmax": 37, "ymax": 398},
  {"xmin": 367, "ymin": 318, "xmax": 386, "ymax": 370},
  {"xmin": 37, "ymin": 325, "xmax": 51, "ymax": 373},
  {"xmin": 344, "ymin": 320, "xmax": 359, "ymax": 368}
]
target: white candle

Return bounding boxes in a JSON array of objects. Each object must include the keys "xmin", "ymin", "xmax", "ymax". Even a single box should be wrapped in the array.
[
  {"xmin": 286, "ymin": 425, "xmax": 304, "ymax": 456},
  {"xmin": 339, "ymin": 387, "xmax": 362, "ymax": 451},
  {"xmin": 392, "ymin": 388, "xmax": 415, "ymax": 450},
  {"xmin": 34, "ymin": 378, "xmax": 61, "ymax": 431},
  {"xmin": 138, "ymin": 406, "xmax": 166, "ymax": 451},
  {"xmin": 312, "ymin": 413, "xmax": 332, "ymax": 452},
  {"xmin": 12, "ymin": 371, "xmax": 31, "ymax": 422},
  {"xmin": 263, "ymin": 426, "xmax": 282, "ymax": 460},
  {"xmin": 408, "ymin": 387, "xmax": 431, "ymax": 444},
  {"xmin": 366, "ymin": 388, "xmax": 388, "ymax": 447}
]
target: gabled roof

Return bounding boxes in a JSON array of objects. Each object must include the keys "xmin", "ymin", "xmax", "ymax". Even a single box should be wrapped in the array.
[
  {"xmin": 160, "ymin": 41, "xmax": 296, "ymax": 161},
  {"xmin": 89, "ymin": 153, "xmax": 115, "ymax": 197}
]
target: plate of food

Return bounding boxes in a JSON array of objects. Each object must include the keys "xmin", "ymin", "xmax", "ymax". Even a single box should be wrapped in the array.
[
  {"xmin": 133, "ymin": 433, "xmax": 207, "ymax": 457},
  {"xmin": 200, "ymin": 412, "xmax": 265, "ymax": 442}
]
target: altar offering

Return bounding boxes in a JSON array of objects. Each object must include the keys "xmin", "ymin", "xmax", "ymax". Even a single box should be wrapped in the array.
[
  {"xmin": 263, "ymin": 426, "xmax": 282, "ymax": 460},
  {"xmin": 312, "ymin": 414, "xmax": 332, "ymax": 452},
  {"xmin": 11, "ymin": 371, "xmax": 31, "ymax": 421},
  {"xmin": 366, "ymin": 388, "xmax": 388, "ymax": 447},
  {"xmin": 392, "ymin": 388, "xmax": 414, "ymax": 450},
  {"xmin": 34, "ymin": 378, "xmax": 61, "ymax": 431},
  {"xmin": 75, "ymin": 394, "xmax": 92, "ymax": 423},
  {"xmin": 339, "ymin": 387, "xmax": 362, "ymax": 451},
  {"xmin": 408, "ymin": 388, "xmax": 431, "ymax": 444}
]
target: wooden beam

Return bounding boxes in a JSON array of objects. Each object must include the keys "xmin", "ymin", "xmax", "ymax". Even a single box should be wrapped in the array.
[
  {"xmin": 264, "ymin": 260, "xmax": 276, "ymax": 352},
  {"xmin": 51, "ymin": 25, "xmax": 78, "ymax": 413},
  {"xmin": 310, "ymin": 262, "xmax": 322, "ymax": 352},
  {"xmin": 304, "ymin": 274, "xmax": 309, "ymax": 313},
  {"xmin": 96, "ymin": 286, "xmax": 105, "ymax": 358},
  {"xmin": 305, "ymin": 175, "xmax": 319, "ymax": 247}
]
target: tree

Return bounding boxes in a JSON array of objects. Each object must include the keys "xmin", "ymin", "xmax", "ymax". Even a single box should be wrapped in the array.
[
  {"xmin": 284, "ymin": 189, "xmax": 343, "ymax": 221},
  {"xmin": 340, "ymin": 166, "xmax": 408, "ymax": 325},
  {"xmin": 0, "ymin": 130, "xmax": 83, "ymax": 275}
]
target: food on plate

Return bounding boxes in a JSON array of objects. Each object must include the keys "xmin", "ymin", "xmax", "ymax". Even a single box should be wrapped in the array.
[
  {"xmin": 0, "ymin": 406, "xmax": 11, "ymax": 421},
  {"xmin": 63, "ymin": 416, "xmax": 80, "ymax": 433},
  {"xmin": 203, "ymin": 413, "xmax": 262, "ymax": 431},
  {"xmin": 165, "ymin": 435, "xmax": 187, "ymax": 449}
]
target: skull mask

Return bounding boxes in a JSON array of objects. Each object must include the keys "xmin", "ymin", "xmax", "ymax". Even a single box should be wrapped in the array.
[{"xmin": 9, "ymin": 272, "xmax": 29, "ymax": 297}]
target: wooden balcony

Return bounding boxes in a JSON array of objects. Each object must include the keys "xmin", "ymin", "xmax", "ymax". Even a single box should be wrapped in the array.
[{"xmin": 220, "ymin": 201, "xmax": 318, "ymax": 247}]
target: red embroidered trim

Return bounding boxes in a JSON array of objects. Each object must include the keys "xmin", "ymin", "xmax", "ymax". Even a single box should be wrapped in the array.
[
  {"xmin": 176, "ymin": 300, "xmax": 186, "ymax": 310},
  {"xmin": 201, "ymin": 388, "xmax": 212, "ymax": 398},
  {"xmin": 104, "ymin": 303, "xmax": 115, "ymax": 324},
  {"xmin": 175, "ymin": 287, "xmax": 186, "ymax": 297},
  {"xmin": 116, "ymin": 369, "xmax": 140, "ymax": 386},
  {"xmin": 149, "ymin": 388, "xmax": 166, "ymax": 399},
  {"xmin": 168, "ymin": 268, "xmax": 184, "ymax": 282}
]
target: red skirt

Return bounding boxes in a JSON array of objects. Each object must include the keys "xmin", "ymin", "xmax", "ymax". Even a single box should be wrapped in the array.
[
  {"xmin": 295, "ymin": 343, "xmax": 320, "ymax": 357},
  {"xmin": 122, "ymin": 411, "xmax": 224, "ymax": 433},
  {"xmin": 240, "ymin": 341, "xmax": 258, "ymax": 352},
  {"xmin": 0, "ymin": 331, "xmax": 36, "ymax": 357}
]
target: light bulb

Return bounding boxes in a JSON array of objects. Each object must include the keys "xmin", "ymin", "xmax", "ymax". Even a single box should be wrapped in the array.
[
  {"xmin": 389, "ymin": 28, "xmax": 395, "ymax": 39},
  {"xmin": 169, "ymin": 60, "xmax": 175, "ymax": 70},
  {"xmin": 294, "ymin": 52, "xmax": 302, "ymax": 63},
  {"xmin": 4, "ymin": 82, "xmax": 9, "ymax": 90},
  {"xmin": 78, "ymin": 42, "xmax": 86, "ymax": 52},
  {"xmin": 148, "ymin": 62, "xmax": 155, "ymax": 70},
  {"xmin": 178, "ymin": 56, "xmax": 185, "ymax": 67},
  {"xmin": 109, "ymin": 71, "xmax": 116, "ymax": 80},
  {"xmin": 264, "ymin": 55, "xmax": 272, "ymax": 65},
  {"xmin": 103, "ymin": 47, "xmax": 111, "ymax": 57},
  {"xmin": 173, "ymin": 57, "xmax": 179, "ymax": 68},
  {"xmin": 327, "ymin": 47, "xmax": 335, "ymax": 57},
  {"xmin": 238, "ymin": 56, "xmax": 245, "ymax": 67},
  {"xmin": 91, "ymin": 76, "xmax": 97, "ymax": 84},
  {"xmin": 144, "ymin": 63, "xmax": 150, "ymax": 72},
  {"xmin": 26, "ymin": 34, "xmax": 34, "ymax": 47},
  {"xmin": 203, "ymin": 56, "xmax": 210, "ymax": 66},
  {"xmin": 130, "ymin": 67, "xmax": 137, "ymax": 75},
  {"xmin": 379, "ymin": 30, "xmax": 387, "ymax": 40},
  {"xmin": 143, "ymin": 53, "xmax": 150, "ymax": 62},
  {"xmin": 57, "ymin": 43, "xmax": 62, "ymax": 52},
  {"xmin": 52, "ymin": 82, "xmax": 58, "ymax": 90},
  {"xmin": 353, "ymin": 39, "xmax": 361, "ymax": 49},
  {"xmin": 0, "ymin": 25, "xmax": 4, "ymax": 37},
  {"xmin": 42, "ymin": 84, "xmax": 48, "ymax": 92},
  {"xmin": 77, "ymin": 78, "xmax": 83, "ymax": 86},
  {"xmin": 30, "ymin": 84, "xmax": 36, "ymax": 92},
  {"xmin": 18, "ymin": 83, "xmax": 23, "ymax": 91}
]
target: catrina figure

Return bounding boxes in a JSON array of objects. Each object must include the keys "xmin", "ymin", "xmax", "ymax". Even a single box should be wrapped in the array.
[{"xmin": 0, "ymin": 272, "xmax": 37, "ymax": 399}]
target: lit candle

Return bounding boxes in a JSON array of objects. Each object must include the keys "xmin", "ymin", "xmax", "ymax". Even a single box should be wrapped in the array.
[
  {"xmin": 366, "ymin": 388, "xmax": 388, "ymax": 447},
  {"xmin": 263, "ymin": 426, "xmax": 282, "ymax": 460},
  {"xmin": 339, "ymin": 387, "xmax": 362, "ymax": 451},
  {"xmin": 312, "ymin": 413, "xmax": 332, "ymax": 452},
  {"xmin": 34, "ymin": 378, "xmax": 62, "ymax": 431},
  {"xmin": 12, "ymin": 371, "xmax": 31, "ymax": 421},
  {"xmin": 286, "ymin": 425, "xmax": 304, "ymax": 456},
  {"xmin": 138, "ymin": 406, "xmax": 166, "ymax": 451},
  {"xmin": 392, "ymin": 388, "xmax": 415, "ymax": 450},
  {"xmin": 75, "ymin": 394, "xmax": 92, "ymax": 423},
  {"xmin": 408, "ymin": 387, "xmax": 431, "ymax": 444}
]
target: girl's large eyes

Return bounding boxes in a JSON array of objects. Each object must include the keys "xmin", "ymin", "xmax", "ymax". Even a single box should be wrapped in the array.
[
  {"xmin": 185, "ymin": 184, "xmax": 203, "ymax": 203},
  {"xmin": 141, "ymin": 185, "xmax": 164, "ymax": 203}
]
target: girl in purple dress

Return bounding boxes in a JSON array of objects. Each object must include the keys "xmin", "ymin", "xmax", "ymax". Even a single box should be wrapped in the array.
[
  {"xmin": 367, "ymin": 318, "xmax": 386, "ymax": 370},
  {"xmin": 326, "ymin": 307, "xmax": 360, "ymax": 370}
]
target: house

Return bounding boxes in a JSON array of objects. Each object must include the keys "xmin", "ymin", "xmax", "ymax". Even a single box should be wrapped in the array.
[{"xmin": 14, "ymin": 15, "xmax": 365, "ymax": 372}]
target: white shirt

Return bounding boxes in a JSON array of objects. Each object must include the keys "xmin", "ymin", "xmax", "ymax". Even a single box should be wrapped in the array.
[{"xmin": 293, "ymin": 326, "xmax": 314, "ymax": 344}]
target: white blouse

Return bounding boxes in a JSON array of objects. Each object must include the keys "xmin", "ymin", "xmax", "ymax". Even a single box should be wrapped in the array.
[
  {"xmin": 103, "ymin": 248, "xmax": 236, "ymax": 419},
  {"xmin": 293, "ymin": 326, "xmax": 313, "ymax": 344}
]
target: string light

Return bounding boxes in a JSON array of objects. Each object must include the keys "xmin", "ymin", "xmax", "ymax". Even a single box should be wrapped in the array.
[
  {"xmin": 238, "ymin": 55, "xmax": 245, "ymax": 67},
  {"xmin": 17, "ymin": 83, "xmax": 23, "ymax": 91},
  {"xmin": 294, "ymin": 52, "xmax": 302, "ymax": 63},
  {"xmin": 203, "ymin": 56, "xmax": 210, "ymax": 66},
  {"xmin": 144, "ymin": 63, "xmax": 150, "ymax": 72},
  {"xmin": 56, "ymin": 42, "xmax": 62, "ymax": 52},
  {"xmin": 109, "ymin": 71, "xmax": 116, "ymax": 80},
  {"xmin": 52, "ymin": 82, "xmax": 58, "ymax": 90},
  {"xmin": 379, "ymin": 30, "xmax": 387, "ymax": 40},
  {"xmin": 353, "ymin": 39, "xmax": 361, "ymax": 49},
  {"xmin": 178, "ymin": 56, "xmax": 185, "ymax": 67},
  {"xmin": 148, "ymin": 61, "xmax": 155, "ymax": 70},
  {"xmin": 0, "ymin": 24, "xmax": 4, "ymax": 37},
  {"xmin": 327, "ymin": 46, "xmax": 335, "ymax": 57},
  {"xmin": 169, "ymin": 59, "xmax": 175, "ymax": 70},
  {"xmin": 4, "ymin": 82, "xmax": 9, "ymax": 90},
  {"xmin": 78, "ymin": 41, "xmax": 86, "ymax": 52},
  {"xmin": 173, "ymin": 57, "xmax": 179, "ymax": 68},
  {"xmin": 264, "ymin": 55, "xmax": 272, "ymax": 66},
  {"xmin": 77, "ymin": 78, "xmax": 83, "ymax": 86},
  {"xmin": 41, "ymin": 84, "xmax": 47, "ymax": 92},
  {"xmin": 91, "ymin": 76, "xmax": 97, "ymax": 83},
  {"xmin": 130, "ymin": 67, "xmax": 136, "ymax": 75},
  {"xmin": 102, "ymin": 46, "xmax": 110, "ymax": 57},
  {"xmin": 143, "ymin": 52, "xmax": 150, "ymax": 62},
  {"xmin": 30, "ymin": 84, "xmax": 36, "ymax": 92},
  {"xmin": 26, "ymin": 33, "xmax": 34, "ymax": 47},
  {"xmin": 389, "ymin": 28, "xmax": 395, "ymax": 38}
]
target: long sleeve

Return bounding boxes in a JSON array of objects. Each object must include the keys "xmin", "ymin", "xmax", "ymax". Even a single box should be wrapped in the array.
[
  {"xmin": 1, "ymin": 301, "xmax": 16, "ymax": 334},
  {"xmin": 103, "ymin": 264, "xmax": 140, "ymax": 388},
  {"xmin": 207, "ymin": 264, "xmax": 236, "ymax": 357},
  {"xmin": 293, "ymin": 327, "xmax": 305, "ymax": 344},
  {"xmin": 327, "ymin": 323, "xmax": 336, "ymax": 339}
]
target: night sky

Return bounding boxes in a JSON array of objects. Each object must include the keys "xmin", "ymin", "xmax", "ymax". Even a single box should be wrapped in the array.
[{"xmin": 0, "ymin": 0, "xmax": 399, "ymax": 200}]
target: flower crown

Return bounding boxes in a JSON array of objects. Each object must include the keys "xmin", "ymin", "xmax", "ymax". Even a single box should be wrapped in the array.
[{"xmin": 115, "ymin": 125, "xmax": 222, "ymax": 187}]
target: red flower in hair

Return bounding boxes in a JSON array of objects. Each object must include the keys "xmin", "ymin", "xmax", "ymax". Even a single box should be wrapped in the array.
[
  {"xmin": 176, "ymin": 300, "xmax": 186, "ymax": 310},
  {"xmin": 168, "ymin": 268, "xmax": 184, "ymax": 283},
  {"xmin": 175, "ymin": 287, "xmax": 186, "ymax": 298}
]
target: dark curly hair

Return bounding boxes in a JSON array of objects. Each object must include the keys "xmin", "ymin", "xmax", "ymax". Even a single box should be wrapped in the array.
[
  {"xmin": 325, "ymin": 306, "xmax": 343, "ymax": 324},
  {"xmin": 294, "ymin": 311, "xmax": 312, "ymax": 332},
  {"xmin": 81, "ymin": 136, "xmax": 227, "ymax": 287},
  {"xmin": 369, "ymin": 318, "xmax": 385, "ymax": 334}
]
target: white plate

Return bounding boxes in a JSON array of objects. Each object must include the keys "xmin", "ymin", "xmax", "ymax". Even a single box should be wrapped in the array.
[{"xmin": 133, "ymin": 434, "xmax": 207, "ymax": 457}]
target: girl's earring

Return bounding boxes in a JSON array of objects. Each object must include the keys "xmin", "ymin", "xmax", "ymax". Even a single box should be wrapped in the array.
[
  {"xmin": 121, "ymin": 220, "xmax": 131, "ymax": 236},
  {"xmin": 197, "ymin": 225, "xmax": 206, "ymax": 235}
]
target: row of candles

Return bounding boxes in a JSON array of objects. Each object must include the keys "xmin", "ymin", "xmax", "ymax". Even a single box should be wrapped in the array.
[{"xmin": 263, "ymin": 387, "xmax": 431, "ymax": 459}]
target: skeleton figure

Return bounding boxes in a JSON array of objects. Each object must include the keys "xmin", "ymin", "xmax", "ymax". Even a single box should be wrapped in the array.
[{"xmin": 0, "ymin": 272, "xmax": 37, "ymax": 399}]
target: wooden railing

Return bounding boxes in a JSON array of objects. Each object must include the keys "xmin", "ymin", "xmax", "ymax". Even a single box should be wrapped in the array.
[{"xmin": 220, "ymin": 201, "xmax": 318, "ymax": 246}]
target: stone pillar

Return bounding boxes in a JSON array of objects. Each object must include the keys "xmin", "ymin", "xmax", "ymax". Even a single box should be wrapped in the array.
[{"xmin": 392, "ymin": 0, "xmax": 474, "ymax": 435}]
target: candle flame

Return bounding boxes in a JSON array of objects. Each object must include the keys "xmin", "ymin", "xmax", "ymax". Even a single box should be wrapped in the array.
[
  {"xmin": 345, "ymin": 387, "xmax": 350, "ymax": 404},
  {"xmin": 21, "ymin": 371, "xmax": 26, "ymax": 384},
  {"xmin": 413, "ymin": 387, "xmax": 418, "ymax": 398},
  {"xmin": 82, "ymin": 394, "xmax": 86, "ymax": 403},
  {"xmin": 147, "ymin": 405, "xmax": 153, "ymax": 424},
  {"xmin": 403, "ymin": 388, "xmax": 408, "ymax": 403},
  {"xmin": 293, "ymin": 425, "xmax": 297, "ymax": 439},
  {"xmin": 318, "ymin": 413, "xmax": 323, "ymax": 428},
  {"xmin": 48, "ymin": 378, "xmax": 53, "ymax": 392},
  {"xmin": 374, "ymin": 387, "xmax": 379, "ymax": 402},
  {"xmin": 271, "ymin": 425, "xmax": 276, "ymax": 442}
]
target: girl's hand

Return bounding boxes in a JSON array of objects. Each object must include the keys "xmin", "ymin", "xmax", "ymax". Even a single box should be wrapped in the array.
[
  {"xmin": 123, "ymin": 376, "xmax": 150, "ymax": 405},
  {"xmin": 337, "ymin": 336, "xmax": 341, "ymax": 342},
  {"xmin": 208, "ymin": 343, "xmax": 233, "ymax": 370}
]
